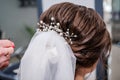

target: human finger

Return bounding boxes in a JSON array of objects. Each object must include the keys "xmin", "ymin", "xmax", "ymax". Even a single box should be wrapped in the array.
[
  {"xmin": 0, "ymin": 40, "xmax": 15, "ymax": 48},
  {"xmin": 0, "ymin": 61, "xmax": 9, "ymax": 69},
  {"xmin": 0, "ymin": 47, "xmax": 14, "ymax": 56},
  {"xmin": 4, "ymin": 47, "xmax": 14, "ymax": 55},
  {"xmin": 0, "ymin": 55, "xmax": 9, "ymax": 65}
]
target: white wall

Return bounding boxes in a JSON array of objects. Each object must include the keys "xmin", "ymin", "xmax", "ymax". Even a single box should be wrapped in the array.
[
  {"xmin": 0, "ymin": 0, "xmax": 37, "ymax": 49},
  {"xmin": 42, "ymin": 0, "xmax": 95, "ymax": 11}
]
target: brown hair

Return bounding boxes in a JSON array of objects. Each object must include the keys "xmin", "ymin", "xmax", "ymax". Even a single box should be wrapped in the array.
[{"xmin": 40, "ymin": 2, "xmax": 111, "ymax": 69}]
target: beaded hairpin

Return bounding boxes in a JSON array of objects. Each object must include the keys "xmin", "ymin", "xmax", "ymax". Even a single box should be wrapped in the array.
[{"xmin": 37, "ymin": 17, "xmax": 77, "ymax": 44}]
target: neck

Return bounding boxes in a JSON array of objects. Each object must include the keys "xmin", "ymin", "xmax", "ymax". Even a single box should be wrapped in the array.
[
  {"xmin": 75, "ymin": 69, "xmax": 86, "ymax": 80},
  {"xmin": 75, "ymin": 74, "xmax": 84, "ymax": 80},
  {"xmin": 75, "ymin": 61, "xmax": 98, "ymax": 80},
  {"xmin": 75, "ymin": 67, "xmax": 92, "ymax": 80}
]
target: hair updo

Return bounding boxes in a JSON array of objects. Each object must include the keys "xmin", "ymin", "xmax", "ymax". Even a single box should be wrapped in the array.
[{"xmin": 39, "ymin": 2, "xmax": 111, "ymax": 68}]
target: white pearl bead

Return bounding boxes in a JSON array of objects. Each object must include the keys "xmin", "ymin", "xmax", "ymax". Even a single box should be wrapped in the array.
[
  {"xmin": 40, "ymin": 20, "xmax": 43, "ymax": 24},
  {"xmin": 51, "ymin": 17, "xmax": 55, "ymax": 21}
]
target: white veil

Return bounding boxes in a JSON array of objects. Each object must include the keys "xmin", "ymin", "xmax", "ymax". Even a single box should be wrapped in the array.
[{"xmin": 19, "ymin": 30, "xmax": 76, "ymax": 80}]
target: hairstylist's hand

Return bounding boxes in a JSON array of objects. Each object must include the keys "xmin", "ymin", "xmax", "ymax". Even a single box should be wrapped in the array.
[{"xmin": 0, "ymin": 40, "xmax": 15, "ymax": 69}]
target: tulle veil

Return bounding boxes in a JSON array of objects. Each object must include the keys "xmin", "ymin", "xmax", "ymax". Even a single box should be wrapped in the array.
[{"xmin": 18, "ymin": 30, "xmax": 76, "ymax": 80}]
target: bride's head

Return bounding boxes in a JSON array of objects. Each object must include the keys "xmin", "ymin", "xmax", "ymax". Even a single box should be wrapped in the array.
[{"xmin": 39, "ymin": 2, "xmax": 111, "ymax": 75}]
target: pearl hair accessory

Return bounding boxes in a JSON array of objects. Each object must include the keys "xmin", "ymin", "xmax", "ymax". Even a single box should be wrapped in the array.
[{"xmin": 37, "ymin": 17, "xmax": 77, "ymax": 44}]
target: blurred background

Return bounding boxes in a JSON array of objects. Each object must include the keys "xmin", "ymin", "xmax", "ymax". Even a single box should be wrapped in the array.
[{"xmin": 0, "ymin": 0, "xmax": 120, "ymax": 80}]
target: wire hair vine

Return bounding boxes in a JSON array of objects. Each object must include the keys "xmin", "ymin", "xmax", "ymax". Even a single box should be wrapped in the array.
[{"xmin": 37, "ymin": 17, "xmax": 77, "ymax": 44}]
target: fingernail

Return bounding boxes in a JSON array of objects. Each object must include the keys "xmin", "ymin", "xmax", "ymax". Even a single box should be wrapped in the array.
[
  {"xmin": 11, "ymin": 42, "xmax": 15, "ymax": 48},
  {"xmin": 12, "ymin": 45, "xmax": 15, "ymax": 48}
]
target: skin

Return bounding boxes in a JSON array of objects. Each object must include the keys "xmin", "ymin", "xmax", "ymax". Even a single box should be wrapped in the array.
[
  {"xmin": 75, "ymin": 61, "xmax": 98, "ymax": 80},
  {"xmin": 0, "ymin": 40, "xmax": 15, "ymax": 69}
]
